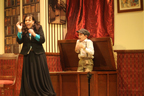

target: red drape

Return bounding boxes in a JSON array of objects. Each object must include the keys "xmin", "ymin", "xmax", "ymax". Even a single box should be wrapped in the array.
[{"xmin": 65, "ymin": 0, "xmax": 114, "ymax": 42}]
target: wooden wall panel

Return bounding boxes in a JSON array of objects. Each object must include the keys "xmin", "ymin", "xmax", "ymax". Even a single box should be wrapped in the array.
[
  {"xmin": 80, "ymin": 74, "xmax": 95, "ymax": 96},
  {"xmin": 62, "ymin": 74, "xmax": 78, "ymax": 96},
  {"xmin": 109, "ymin": 74, "xmax": 117, "ymax": 96},
  {"xmin": 50, "ymin": 74, "xmax": 60, "ymax": 96},
  {"xmin": 50, "ymin": 71, "xmax": 117, "ymax": 96},
  {"xmin": 80, "ymin": 74, "xmax": 88, "ymax": 96},
  {"xmin": 98, "ymin": 74, "xmax": 107, "ymax": 96}
]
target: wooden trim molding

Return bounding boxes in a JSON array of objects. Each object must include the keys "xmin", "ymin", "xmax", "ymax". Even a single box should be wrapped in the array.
[
  {"xmin": 18, "ymin": 50, "xmax": 144, "ymax": 57},
  {"xmin": 45, "ymin": 52, "xmax": 60, "ymax": 56},
  {"xmin": 114, "ymin": 50, "xmax": 144, "ymax": 53}
]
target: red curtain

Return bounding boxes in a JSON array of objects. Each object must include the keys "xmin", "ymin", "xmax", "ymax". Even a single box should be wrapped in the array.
[{"xmin": 65, "ymin": 0, "xmax": 114, "ymax": 42}]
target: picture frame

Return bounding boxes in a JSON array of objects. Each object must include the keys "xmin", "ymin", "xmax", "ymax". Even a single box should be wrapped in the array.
[
  {"xmin": 117, "ymin": 0, "xmax": 143, "ymax": 13},
  {"xmin": 48, "ymin": 0, "xmax": 66, "ymax": 24}
]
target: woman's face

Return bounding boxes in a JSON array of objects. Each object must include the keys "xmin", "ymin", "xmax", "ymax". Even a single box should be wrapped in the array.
[{"xmin": 25, "ymin": 16, "xmax": 34, "ymax": 29}]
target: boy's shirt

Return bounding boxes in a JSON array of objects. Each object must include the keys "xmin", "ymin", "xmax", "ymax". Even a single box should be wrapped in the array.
[{"xmin": 75, "ymin": 38, "xmax": 94, "ymax": 59}]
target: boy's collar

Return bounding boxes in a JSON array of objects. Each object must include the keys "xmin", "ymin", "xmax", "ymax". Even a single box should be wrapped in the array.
[
  {"xmin": 79, "ymin": 38, "xmax": 88, "ymax": 42},
  {"xmin": 84, "ymin": 38, "xmax": 88, "ymax": 41}
]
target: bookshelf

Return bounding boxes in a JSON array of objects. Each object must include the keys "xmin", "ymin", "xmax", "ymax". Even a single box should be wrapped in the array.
[
  {"xmin": 23, "ymin": 0, "xmax": 40, "ymax": 23},
  {"xmin": 4, "ymin": 0, "xmax": 40, "ymax": 54},
  {"xmin": 4, "ymin": 0, "xmax": 20, "ymax": 53}
]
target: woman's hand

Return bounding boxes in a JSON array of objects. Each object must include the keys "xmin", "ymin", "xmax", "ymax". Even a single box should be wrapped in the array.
[
  {"xmin": 28, "ymin": 29, "xmax": 36, "ymax": 37},
  {"xmin": 16, "ymin": 22, "xmax": 22, "ymax": 32}
]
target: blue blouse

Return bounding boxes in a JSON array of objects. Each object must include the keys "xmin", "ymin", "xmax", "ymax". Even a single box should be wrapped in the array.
[{"xmin": 17, "ymin": 32, "xmax": 40, "ymax": 41}]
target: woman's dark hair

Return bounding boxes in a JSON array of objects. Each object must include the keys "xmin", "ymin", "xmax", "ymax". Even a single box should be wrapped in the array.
[{"xmin": 22, "ymin": 14, "xmax": 40, "ymax": 35}]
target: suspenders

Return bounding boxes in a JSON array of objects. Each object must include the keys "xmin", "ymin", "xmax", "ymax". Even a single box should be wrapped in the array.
[{"xmin": 85, "ymin": 41, "xmax": 88, "ymax": 57}]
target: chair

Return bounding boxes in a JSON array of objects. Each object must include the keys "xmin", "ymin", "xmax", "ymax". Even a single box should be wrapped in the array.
[{"xmin": 0, "ymin": 53, "xmax": 19, "ymax": 96}]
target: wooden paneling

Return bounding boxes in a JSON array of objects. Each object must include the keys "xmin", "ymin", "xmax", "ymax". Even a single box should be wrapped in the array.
[
  {"xmin": 109, "ymin": 74, "xmax": 117, "ymax": 96},
  {"xmin": 98, "ymin": 74, "xmax": 107, "ymax": 96},
  {"xmin": 62, "ymin": 74, "xmax": 78, "ymax": 96},
  {"xmin": 50, "ymin": 71, "xmax": 117, "ymax": 96},
  {"xmin": 50, "ymin": 74, "xmax": 60, "ymax": 96},
  {"xmin": 58, "ymin": 38, "xmax": 117, "ymax": 71}
]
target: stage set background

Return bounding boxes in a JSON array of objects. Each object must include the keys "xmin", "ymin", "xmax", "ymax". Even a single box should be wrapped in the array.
[
  {"xmin": 0, "ymin": 0, "xmax": 144, "ymax": 96},
  {"xmin": 0, "ymin": 51, "xmax": 144, "ymax": 96},
  {"xmin": 65, "ymin": 0, "xmax": 114, "ymax": 44}
]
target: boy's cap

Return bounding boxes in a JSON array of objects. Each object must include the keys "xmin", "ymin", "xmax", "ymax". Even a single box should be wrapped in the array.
[{"xmin": 76, "ymin": 28, "xmax": 90, "ymax": 37}]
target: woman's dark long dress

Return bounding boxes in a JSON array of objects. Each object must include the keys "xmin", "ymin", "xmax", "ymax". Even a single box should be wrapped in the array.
[
  {"xmin": 18, "ymin": 26, "xmax": 56, "ymax": 96},
  {"xmin": 20, "ymin": 51, "xmax": 56, "ymax": 96}
]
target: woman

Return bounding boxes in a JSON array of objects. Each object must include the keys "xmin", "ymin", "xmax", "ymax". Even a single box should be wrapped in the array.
[{"xmin": 16, "ymin": 14, "xmax": 56, "ymax": 96}]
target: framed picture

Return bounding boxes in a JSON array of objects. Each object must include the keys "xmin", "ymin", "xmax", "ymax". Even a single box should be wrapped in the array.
[
  {"xmin": 117, "ymin": 0, "xmax": 143, "ymax": 13},
  {"xmin": 48, "ymin": 0, "xmax": 66, "ymax": 24}
]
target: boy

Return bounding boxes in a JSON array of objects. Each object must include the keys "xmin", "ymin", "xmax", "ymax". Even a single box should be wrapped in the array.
[{"xmin": 75, "ymin": 28, "xmax": 94, "ymax": 72}]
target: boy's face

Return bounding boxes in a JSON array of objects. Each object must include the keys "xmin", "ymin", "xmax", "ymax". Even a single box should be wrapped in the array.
[{"xmin": 78, "ymin": 33, "xmax": 87, "ymax": 42}]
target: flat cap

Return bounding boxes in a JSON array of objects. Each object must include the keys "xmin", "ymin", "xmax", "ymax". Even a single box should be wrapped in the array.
[{"xmin": 76, "ymin": 28, "xmax": 90, "ymax": 37}]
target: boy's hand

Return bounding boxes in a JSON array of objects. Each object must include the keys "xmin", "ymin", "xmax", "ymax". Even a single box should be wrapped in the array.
[
  {"xmin": 75, "ymin": 42, "xmax": 86, "ymax": 53},
  {"xmin": 75, "ymin": 45, "xmax": 80, "ymax": 52},
  {"xmin": 79, "ymin": 43, "xmax": 85, "ymax": 49}
]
